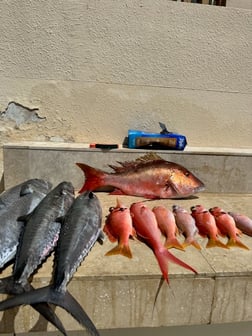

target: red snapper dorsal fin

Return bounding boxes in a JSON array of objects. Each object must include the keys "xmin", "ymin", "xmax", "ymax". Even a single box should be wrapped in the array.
[{"xmin": 108, "ymin": 153, "xmax": 164, "ymax": 173}]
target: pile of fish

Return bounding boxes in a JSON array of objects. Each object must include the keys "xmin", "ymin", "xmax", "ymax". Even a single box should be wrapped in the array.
[
  {"xmin": 103, "ymin": 199, "xmax": 252, "ymax": 282},
  {"xmin": 0, "ymin": 179, "xmax": 103, "ymax": 336},
  {"xmin": 0, "ymin": 154, "xmax": 251, "ymax": 335}
]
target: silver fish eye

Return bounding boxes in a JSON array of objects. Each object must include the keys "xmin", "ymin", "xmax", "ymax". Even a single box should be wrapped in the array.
[{"xmin": 88, "ymin": 192, "xmax": 94, "ymax": 199}]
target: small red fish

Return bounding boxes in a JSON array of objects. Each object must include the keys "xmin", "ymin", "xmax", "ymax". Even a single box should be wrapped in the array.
[
  {"xmin": 209, "ymin": 207, "xmax": 249, "ymax": 250},
  {"xmin": 191, "ymin": 205, "xmax": 228, "ymax": 249},
  {"xmin": 103, "ymin": 198, "xmax": 135, "ymax": 258},
  {"xmin": 130, "ymin": 202, "xmax": 197, "ymax": 283},
  {"xmin": 152, "ymin": 205, "xmax": 184, "ymax": 251},
  {"xmin": 76, "ymin": 153, "xmax": 205, "ymax": 199},
  {"xmin": 228, "ymin": 212, "xmax": 252, "ymax": 237},
  {"xmin": 172, "ymin": 205, "xmax": 201, "ymax": 250}
]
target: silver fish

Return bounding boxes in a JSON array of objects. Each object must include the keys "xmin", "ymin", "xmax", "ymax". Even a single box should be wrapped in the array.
[
  {"xmin": 0, "ymin": 180, "xmax": 52, "ymax": 270},
  {"xmin": 0, "ymin": 181, "xmax": 75, "ymax": 335},
  {"xmin": 0, "ymin": 179, "xmax": 52, "ymax": 213},
  {"xmin": 0, "ymin": 191, "xmax": 103, "ymax": 336}
]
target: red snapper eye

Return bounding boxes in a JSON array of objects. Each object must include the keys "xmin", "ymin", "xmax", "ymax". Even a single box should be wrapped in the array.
[
  {"xmin": 109, "ymin": 207, "xmax": 114, "ymax": 212},
  {"xmin": 164, "ymin": 181, "xmax": 171, "ymax": 192}
]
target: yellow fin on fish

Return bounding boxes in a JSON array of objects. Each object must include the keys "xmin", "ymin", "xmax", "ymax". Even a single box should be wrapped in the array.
[
  {"xmin": 183, "ymin": 239, "xmax": 201, "ymax": 250},
  {"xmin": 206, "ymin": 238, "xmax": 229, "ymax": 249},
  {"xmin": 226, "ymin": 237, "xmax": 250, "ymax": 250},
  {"xmin": 105, "ymin": 244, "xmax": 133, "ymax": 258},
  {"xmin": 164, "ymin": 237, "xmax": 185, "ymax": 251}
]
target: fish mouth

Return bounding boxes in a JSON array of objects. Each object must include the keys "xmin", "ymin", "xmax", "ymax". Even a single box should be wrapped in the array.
[
  {"xmin": 194, "ymin": 185, "xmax": 205, "ymax": 193},
  {"xmin": 171, "ymin": 184, "xmax": 205, "ymax": 198}
]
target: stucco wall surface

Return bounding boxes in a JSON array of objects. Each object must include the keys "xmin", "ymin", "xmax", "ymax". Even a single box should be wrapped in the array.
[{"xmin": 0, "ymin": 1, "xmax": 251, "ymax": 163}]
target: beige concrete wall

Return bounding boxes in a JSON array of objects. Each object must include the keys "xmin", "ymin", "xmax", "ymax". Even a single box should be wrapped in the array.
[
  {"xmin": 226, "ymin": 0, "xmax": 252, "ymax": 10},
  {"xmin": 0, "ymin": 0, "xmax": 251, "ymax": 164}
]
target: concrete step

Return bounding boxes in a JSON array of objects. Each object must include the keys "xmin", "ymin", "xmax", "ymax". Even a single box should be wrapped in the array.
[
  {"xmin": 2, "ymin": 322, "xmax": 252, "ymax": 336},
  {"xmin": 2, "ymin": 142, "xmax": 252, "ymax": 193}
]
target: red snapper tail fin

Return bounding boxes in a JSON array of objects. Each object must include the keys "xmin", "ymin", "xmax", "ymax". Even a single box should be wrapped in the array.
[
  {"xmin": 154, "ymin": 247, "xmax": 198, "ymax": 284},
  {"xmin": 76, "ymin": 163, "xmax": 106, "ymax": 193}
]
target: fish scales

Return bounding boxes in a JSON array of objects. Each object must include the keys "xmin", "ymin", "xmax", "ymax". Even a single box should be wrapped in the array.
[
  {"xmin": 54, "ymin": 191, "xmax": 103, "ymax": 291},
  {"xmin": 13, "ymin": 181, "xmax": 75, "ymax": 285},
  {"xmin": 0, "ymin": 191, "xmax": 103, "ymax": 336},
  {"xmin": 103, "ymin": 198, "xmax": 135, "ymax": 258},
  {"xmin": 152, "ymin": 205, "xmax": 184, "ymax": 251},
  {"xmin": 0, "ymin": 181, "xmax": 75, "ymax": 336},
  {"xmin": 130, "ymin": 202, "xmax": 197, "ymax": 283},
  {"xmin": 0, "ymin": 179, "xmax": 52, "ymax": 212},
  {"xmin": 0, "ymin": 180, "xmax": 52, "ymax": 269},
  {"xmin": 173, "ymin": 205, "xmax": 201, "ymax": 250},
  {"xmin": 209, "ymin": 207, "xmax": 250, "ymax": 250},
  {"xmin": 77, "ymin": 153, "xmax": 205, "ymax": 199},
  {"xmin": 228, "ymin": 212, "xmax": 252, "ymax": 237},
  {"xmin": 191, "ymin": 205, "xmax": 228, "ymax": 249}
]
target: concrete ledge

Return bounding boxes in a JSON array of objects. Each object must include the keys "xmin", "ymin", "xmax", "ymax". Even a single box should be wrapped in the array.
[
  {"xmin": 2, "ymin": 322, "xmax": 252, "ymax": 336},
  {"xmin": 0, "ymin": 193, "xmax": 252, "ymax": 333},
  {"xmin": 3, "ymin": 142, "xmax": 252, "ymax": 193}
]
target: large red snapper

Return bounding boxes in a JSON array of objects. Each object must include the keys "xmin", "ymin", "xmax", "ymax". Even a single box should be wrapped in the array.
[
  {"xmin": 172, "ymin": 205, "xmax": 201, "ymax": 250},
  {"xmin": 103, "ymin": 198, "xmax": 135, "ymax": 258},
  {"xmin": 209, "ymin": 207, "xmax": 250, "ymax": 250},
  {"xmin": 191, "ymin": 205, "xmax": 228, "ymax": 249},
  {"xmin": 152, "ymin": 205, "xmax": 184, "ymax": 251},
  {"xmin": 76, "ymin": 153, "xmax": 205, "ymax": 199},
  {"xmin": 130, "ymin": 202, "xmax": 197, "ymax": 283}
]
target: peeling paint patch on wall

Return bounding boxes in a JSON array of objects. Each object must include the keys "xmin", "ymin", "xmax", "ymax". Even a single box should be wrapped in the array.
[{"xmin": 0, "ymin": 102, "xmax": 46, "ymax": 127}]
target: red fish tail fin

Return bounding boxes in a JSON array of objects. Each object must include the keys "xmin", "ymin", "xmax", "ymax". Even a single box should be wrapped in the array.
[
  {"xmin": 154, "ymin": 249, "xmax": 170, "ymax": 284},
  {"xmin": 206, "ymin": 238, "xmax": 229, "ymax": 249},
  {"xmin": 183, "ymin": 238, "xmax": 201, "ymax": 250},
  {"xmin": 227, "ymin": 237, "xmax": 250, "ymax": 250},
  {"xmin": 76, "ymin": 163, "xmax": 105, "ymax": 193},
  {"xmin": 166, "ymin": 249, "xmax": 198, "ymax": 274},
  {"xmin": 105, "ymin": 243, "xmax": 133, "ymax": 259},
  {"xmin": 164, "ymin": 237, "xmax": 185, "ymax": 251},
  {"xmin": 154, "ymin": 248, "xmax": 197, "ymax": 284}
]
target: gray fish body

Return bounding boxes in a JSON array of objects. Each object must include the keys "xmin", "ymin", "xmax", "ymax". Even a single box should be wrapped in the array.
[
  {"xmin": 173, "ymin": 205, "xmax": 198, "ymax": 240},
  {"xmin": 54, "ymin": 191, "xmax": 103, "ymax": 292},
  {"xmin": 176, "ymin": 214, "xmax": 198, "ymax": 239},
  {"xmin": 228, "ymin": 212, "xmax": 252, "ymax": 236},
  {"xmin": 0, "ymin": 180, "xmax": 52, "ymax": 269},
  {"xmin": 172, "ymin": 206, "xmax": 201, "ymax": 250},
  {"xmin": 0, "ymin": 179, "xmax": 52, "ymax": 214},
  {"xmin": 0, "ymin": 191, "xmax": 103, "ymax": 336},
  {"xmin": 0, "ymin": 181, "xmax": 75, "ymax": 336},
  {"xmin": 13, "ymin": 181, "xmax": 75, "ymax": 285}
]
